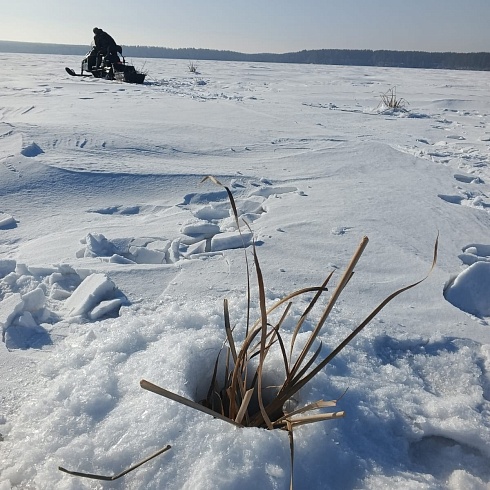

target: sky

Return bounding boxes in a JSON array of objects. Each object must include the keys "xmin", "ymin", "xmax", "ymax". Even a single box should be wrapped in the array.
[{"xmin": 2, "ymin": 0, "xmax": 490, "ymax": 54}]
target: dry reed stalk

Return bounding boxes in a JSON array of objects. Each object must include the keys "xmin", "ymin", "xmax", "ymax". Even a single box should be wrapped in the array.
[{"xmin": 60, "ymin": 176, "xmax": 437, "ymax": 488}]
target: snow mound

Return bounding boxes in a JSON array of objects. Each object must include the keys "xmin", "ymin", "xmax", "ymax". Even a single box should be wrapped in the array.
[
  {"xmin": 445, "ymin": 243, "xmax": 490, "ymax": 318},
  {"xmin": 445, "ymin": 261, "xmax": 490, "ymax": 317},
  {"xmin": 459, "ymin": 244, "xmax": 490, "ymax": 266},
  {"xmin": 20, "ymin": 142, "xmax": 44, "ymax": 157}
]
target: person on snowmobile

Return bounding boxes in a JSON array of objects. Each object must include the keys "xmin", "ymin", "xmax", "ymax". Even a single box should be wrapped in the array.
[{"xmin": 92, "ymin": 27, "xmax": 122, "ymax": 66}]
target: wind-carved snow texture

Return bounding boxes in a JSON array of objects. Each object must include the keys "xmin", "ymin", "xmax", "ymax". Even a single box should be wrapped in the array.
[
  {"xmin": 437, "ymin": 164, "xmax": 490, "ymax": 319},
  {"xmin": 395, "ymin": 105, "xmax": 490, "ymax": 177},
  {"xmin": 445, "ymin": 244, "xmax": 490, "ymax": 318},
  {"xmin": 0, "ymin": 181, "xmax": 298, "ymax": 351},
  {"xmin": 3, "ymin": 56, "xmax": 490, "ymax": 489},
  {"xmin": 78, "ymin": 180, "xmax": 297, "ymax": 264},
  {"xmin": 437, "ymin": 172, "xmax": 489, "ymax": 210}
]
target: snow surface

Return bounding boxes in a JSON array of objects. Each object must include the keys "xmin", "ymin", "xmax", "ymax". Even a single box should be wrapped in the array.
[{"xmin": 1, "ymin": 53, "xmax": 490, "ymax": 489}]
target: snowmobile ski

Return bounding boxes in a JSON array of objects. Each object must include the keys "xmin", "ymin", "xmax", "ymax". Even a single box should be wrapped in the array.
[{"xmin": 65, "ymin": 67, "xmax": 91, "ymax": 77}]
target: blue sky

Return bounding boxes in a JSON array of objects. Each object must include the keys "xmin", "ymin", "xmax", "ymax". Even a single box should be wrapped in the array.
[{"xmin": 3, "ymin": 0, "xmax": 490, "ymax": 53}]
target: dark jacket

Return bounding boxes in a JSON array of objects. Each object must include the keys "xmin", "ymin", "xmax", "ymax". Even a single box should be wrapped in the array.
[{"xmin": 93, "ymin": 28, "xmax": 121, "ymax": 55}]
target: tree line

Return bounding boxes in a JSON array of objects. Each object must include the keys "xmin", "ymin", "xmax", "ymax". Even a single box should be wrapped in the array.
[{"xmin": 1, "ymin": 40, "xmax": 489, "ymax": 71}]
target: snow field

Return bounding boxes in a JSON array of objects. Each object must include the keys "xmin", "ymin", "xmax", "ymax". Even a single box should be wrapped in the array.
[{"xmin": 1, "ymin": 54, "xmax": 490, "ymax": 488}]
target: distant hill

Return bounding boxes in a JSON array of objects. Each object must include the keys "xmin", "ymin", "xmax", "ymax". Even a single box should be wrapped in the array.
[
  {"xmin": 1, "ymin": 40, "xmax": 489, "ymax": 71},
  {"xmin": 0, "ymin": 41, "xmax": 88, "ymax": 56}
]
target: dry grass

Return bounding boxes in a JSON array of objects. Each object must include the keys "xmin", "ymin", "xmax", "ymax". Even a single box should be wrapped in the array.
[
  {"xmin": 188, "ymin": 61, "xmax": 198, "ymax": 73},
  {"xmin": 378, "ymin": 86, "xmax": 409, "ymax": 112},
  {"xmin": 60, "ymin": 176, "xmax": 437, "ymax": 487},
  {"xmin": 140, "ymin": 176, "xmax": 438, "ymax": 488}
]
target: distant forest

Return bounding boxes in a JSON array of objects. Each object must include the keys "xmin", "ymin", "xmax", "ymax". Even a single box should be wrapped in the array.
[{"xmin": 1, "ymin": 40, "xmax": 490, "ymax": 71}]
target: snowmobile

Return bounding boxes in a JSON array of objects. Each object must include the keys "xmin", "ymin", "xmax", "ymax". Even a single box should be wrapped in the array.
[{"xmin": 65, "ymin": 47, "xmax": 146, "ymax": 84}]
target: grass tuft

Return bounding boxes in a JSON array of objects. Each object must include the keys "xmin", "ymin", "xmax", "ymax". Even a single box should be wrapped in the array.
[
  {"xmin": 378, "ymin": 86, "xmax": 409, "ymax": 112},
  {"xmin": 141, "ymin": 177, "xmax": 438, "ymax": 488},
  {"xmin": 60, "ymin": 177, "xmax": 437, "ymax": 487},
  {"xmin": 188, "ymin": 61, "xmax": 199, "ymax": 73}
]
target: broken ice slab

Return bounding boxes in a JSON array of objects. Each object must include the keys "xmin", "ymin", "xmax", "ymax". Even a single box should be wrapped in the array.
[
  {"xmin": 0, "ymin": 259, "xmax": 16, "ymax": 279},
  {"xmin": 0, "ymin": 213, "xmax": 16, "ymax": 229},
  {"xmin": 128, "ymin": 246, "xmax": 166, "ymax": 264},
  {"xmin": 180, "ymin": 220, "xmax": 221, "ymax": 237},
  {"xmin": 89, "ymin": 298, "xmax": 123, "ymax": 321},
  {"xmin": 63, "ymin": 273, "xmax": 117, "ymax": 318},
  {"xmin": 0, "ymin": 293, "xmax": 24, "ymax": 341},
  {"xmin": 211, "ymin": 231, "xmax": 253, "ymax": 252}
]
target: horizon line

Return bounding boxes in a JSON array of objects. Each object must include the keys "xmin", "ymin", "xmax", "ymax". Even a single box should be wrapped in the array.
[{"xmin": 1, "ymin": 39, "xmax": 489, "ymax": 56}]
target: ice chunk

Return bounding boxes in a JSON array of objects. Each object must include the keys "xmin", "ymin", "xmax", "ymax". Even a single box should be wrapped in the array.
[
  {"xmin": 64, "ymin": 273, "xmax": 116, "ymax": 317},
  {"xmin": 181, "ymin": 220, "xmax": 221, "ymax": 237},
  {"xmin": 0, "ymin": 293, "xmax": 24, "ymax": 340},
  {"xmin": 167, "ymin": 239, "xmax": 182, "ymax": 263},
  {"xmin": 108, "ymin": 254, "xmax": 136, "ymax": 264},
  {"xmin": 15, "ymin": 263, "xmax": 29, "ymax": 275},
  {"xmin": 17, "ymin": 311, "xmax": 37, "ymax": 328},
  {"xmin": 147, "ymin": 240, "xmax": 171, "ymax": 252},
  {"xmin": 211, "ymin": 231, "xmax": 253, "ymax": 252},
  {"xmin": 129, "ymin": 237, "xmax": 152, "ymax": 247},
  {"xmin": 84, "ymin": 233, "xmax": 115, "ymax": 257},
  {"xmin": 129, "ymin": 246, "xmax": 166, "ymax": 264},
  {"xmin": 0, "ymin": 212, "xmax": 15, "ymax": 229},
  {"xmin": 110, "ymin": 237, "xmax": 133, "ymax": 254},
  {"xmin": 193, "ymin": 203, "xmax": 230, "ymax": 221},
  {"xmin": 180, "ymin": 233, "xmax": 210, "ymax": 245},
  {"xmin": 181, "ymin": 190, "xmax": 228, "ymax": 205},
  {"xmin": 49, "ymin": 285, "xmax": 72, "ymax": 300},
  {"xmin": 26, "ymin": 265, "xmax": 56, "ymax": 276},
  {"xmin": 89, "ymin": 298, "xmax": 123, "ymax": 321},
  {"xmin": 21, "ymin": 142, "xmax": 43, "ymax": 157},
  {"xmin": 235, "ymin": 197, "xmax": 265, "ymax": 216},
  {"xmin": 22, "ymin": 287, "xmax": 46, "ymax": 312},
  {"xmin": 184, "ymin": 240, "xmax": 208, "ymax": 257},
  {"xmin": 3, "ymin": 272, "xmax": 19, "ymax": 286},
  {"xmin": 0, "ymin": 259, "xmax": 16, "ymax": 279}
]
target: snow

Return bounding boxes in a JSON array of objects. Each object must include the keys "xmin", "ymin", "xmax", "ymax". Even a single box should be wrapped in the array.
[
  {"xmin": 62, "ymin": 272, "xmax": 120, "ymax": 318},
  {"xmin": 1, "ymin": 52, "xmax": 490, "ymax": 489},
  {"xmin": 444, "ymin": 262, "xmax": 490, "ymax": 317}
]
